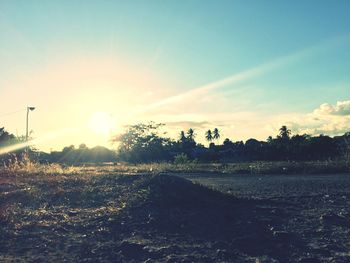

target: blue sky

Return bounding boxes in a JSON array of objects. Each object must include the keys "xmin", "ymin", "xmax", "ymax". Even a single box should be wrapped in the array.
[{"xmin": 0, "ymin": 1, "xmax": 349, "ymax": 150}]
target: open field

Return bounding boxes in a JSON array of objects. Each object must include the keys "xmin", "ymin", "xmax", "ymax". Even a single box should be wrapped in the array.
[{"xmin": 1, "ymin": 165, "xmax": 350, "ymax": 262}]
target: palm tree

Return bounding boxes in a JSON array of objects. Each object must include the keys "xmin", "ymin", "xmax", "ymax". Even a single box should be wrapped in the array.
[
  {"xmin": 213, "ymin": 128, "xmax": 220, "ymax": 141},
  {"xmin": 179, "ymin": 131, "xmax": 186, "ymax": 143},
  {"xmin": 267, "ymin": 136, "xmax": 273, "ymax": 144},
  {"xmin": 205, "ymin": 129, "xmax": 213, "ymax": 143},
  {"xmin": 187, "ymin": 128, "xmax": 195, "ymax": 141},
  {"xmin": 279, "ymin": 125, "xmax": 291, "ymax": 140}
]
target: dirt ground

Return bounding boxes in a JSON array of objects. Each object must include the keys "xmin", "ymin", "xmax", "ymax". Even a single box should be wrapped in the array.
[{"xmin": 1, "ymin": 171, "xmax": 350, "ymax": 262}]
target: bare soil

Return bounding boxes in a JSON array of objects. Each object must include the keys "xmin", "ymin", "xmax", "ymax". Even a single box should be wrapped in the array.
[{"xmin": 1, "ymin": 171, "xmax": 350, "ymax": 262}]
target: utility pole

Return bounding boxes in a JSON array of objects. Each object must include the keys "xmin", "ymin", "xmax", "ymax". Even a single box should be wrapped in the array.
[{"xmin": 26, "ymin": 106, "xmax": 35, "ymax": 152}]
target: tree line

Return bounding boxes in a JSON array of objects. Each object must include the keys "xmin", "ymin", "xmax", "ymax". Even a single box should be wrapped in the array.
[
  {"xmin": 45, "ymin": 144, "xmax": 116, "ymax": 164},
  {"xmin": 1, "ymin": 124, "xmax": 350, "ymax": 164},
  {"xmin": 0, "ymin": 127, "xmax": 116, "ymax": 164},
  {"xmin": 113, "ymin": 123, "xmax": 350, "ymax": 163}
]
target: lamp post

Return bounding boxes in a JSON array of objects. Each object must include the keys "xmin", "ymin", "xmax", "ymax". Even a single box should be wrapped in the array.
[{"xmin": 26, "ymin": 106, "xmax": 35, "ymax": 152}]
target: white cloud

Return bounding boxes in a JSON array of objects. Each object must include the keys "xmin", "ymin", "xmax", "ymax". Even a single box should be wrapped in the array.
[
  {"xmin": 155, "ymin": 100, "xmax": 350, "ymax": 144},
  {"xmin": 314, "ymin": 100, "xmax": 350, "ymax": 116},
  {"xmin": 268, "ymin": 101, "xmax": 350, "ymax": 137}
]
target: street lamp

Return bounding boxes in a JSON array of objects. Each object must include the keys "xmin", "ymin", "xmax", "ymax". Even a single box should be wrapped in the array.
[{"xmin": 26, "ymin": 106, "xmax": 35, "ymax": 152}]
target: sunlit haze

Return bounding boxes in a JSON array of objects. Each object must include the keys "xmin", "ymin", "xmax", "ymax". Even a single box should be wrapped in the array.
[{"xmin": 1, "ymin": 1, "xmax": 350, "ymax": 152}]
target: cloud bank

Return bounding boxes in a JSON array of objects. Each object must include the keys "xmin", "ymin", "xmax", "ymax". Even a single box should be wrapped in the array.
[
  {"xmin": 314, "ymin": 101, "xmax": 350, "ymax": 116},
  {"xmin": 155, "ymin": 100, "xmax": 350, "ymax": 144},
  {"xmin": 254, "ymin": 100, "xmax": 350, "ymax": 139}
]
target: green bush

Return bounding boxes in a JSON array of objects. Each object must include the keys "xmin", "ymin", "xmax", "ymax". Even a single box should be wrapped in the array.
[{"xmin": 174, "ymin": 153, "xmax": 190, "ymax": 165}]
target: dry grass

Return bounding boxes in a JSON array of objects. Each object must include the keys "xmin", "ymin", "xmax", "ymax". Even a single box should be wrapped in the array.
[
  {"xmin": 103, "ymin": 160, "xmax": 350, "ymax": 175},
  {"xmin": 1, "ymin": 159, "xmax": 350, "ymax": 262},
  {"xmin": 2, "ymin": 154, "xmax": 81, "ymax": 175},
  {"xmin": 1, "ymin": 156, "xmax": 349, "ymax": 179}
]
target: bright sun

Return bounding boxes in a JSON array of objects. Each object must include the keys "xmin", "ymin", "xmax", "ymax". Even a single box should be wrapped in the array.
[{"xmin": 88, "ymin": 112, "xmax": 113, "ymax": 136}]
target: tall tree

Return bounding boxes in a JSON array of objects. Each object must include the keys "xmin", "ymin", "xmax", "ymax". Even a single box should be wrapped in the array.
[
  {"xmin": 267, "ymin": 136, "xmax": 273, "ymax": 144},
  {"xmin": 205, "ymin": 129, "xmax": 213, "ymax": 143},
  {"xmin": 187, "ymin": 128, "xmax": 195, "ymax": 141},
  {"xmin": 179, "ymin": 131, "xmax": 186, "ymax": 143},
  {"xmin": 279, "ymin": 125, "xmax": 291, "ymax": 140},
  {"xmin": 213, "ymin": 128, "xmax": 220, "ymax": 141},
  {"xmin": 223, "ymin": 138, "xmax": 233, "ymax": 147},
  {"xmin": 113, "ymin": 122, "xmax": 172, "ymax": 162}
]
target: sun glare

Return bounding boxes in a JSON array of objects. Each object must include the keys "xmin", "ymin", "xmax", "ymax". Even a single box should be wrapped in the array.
[{"xmin": 88, "ymin": 112, "xmax": 113, "ymax": 136}]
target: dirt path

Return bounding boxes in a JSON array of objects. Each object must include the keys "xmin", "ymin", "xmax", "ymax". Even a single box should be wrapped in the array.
[{"xmin": 183, "ymin": 173, "xmax": 350, "ymax": 262}]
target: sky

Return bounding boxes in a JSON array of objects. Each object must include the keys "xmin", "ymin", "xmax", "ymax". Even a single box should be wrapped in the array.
[{"xmin": 0, "ymin": 0, "xmax": 350, "ymax": 151}]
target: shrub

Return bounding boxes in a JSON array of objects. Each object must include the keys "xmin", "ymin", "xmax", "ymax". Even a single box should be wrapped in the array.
[{"xmin": 174, "ymin": 153, "xmax": 190, "ymax": 165}]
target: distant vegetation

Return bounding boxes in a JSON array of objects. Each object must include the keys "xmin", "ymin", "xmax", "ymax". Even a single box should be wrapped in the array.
[
  {"xmin": 112, "ymin": 122, "xmax": 350, "ymax": 164},
  {"xmin": 0, "ymin": 127, "xmax": 116, "ymax": 165},
  {"xmin": 46, "ymin": 144, "xmax": 116, "ymax": 164},
  {"xmin": 0, "ymin": 127, "xmax": 26, "ymax": 163},
  {"xmin": 1, "ymin": 123, "xmax": 350, "ymax": 165}
]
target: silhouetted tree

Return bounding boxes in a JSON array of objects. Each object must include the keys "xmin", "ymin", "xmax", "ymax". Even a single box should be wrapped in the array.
[
  {"xmin": 62, "ymin": 145, "xmax": 75, "ymax": 153},
  {"xmin": 0, "ymin": 127, "xmax": 16, "ymax": 147},
  {"xmin": 113, "ymin": 122, "xmax": 173, "ymax": 162},
  {"xmin": 179, "ymin": 131, "xmax": 186, "ymax": 143},
  {"xmin": 0, "ymin": 127, "xmax": 24, "ymax": 162},
  {"xmin": 46, "ymin": 144, "xmax": 116, "ymax": 164},
  {"xmin": 267, "ymin": 136, "xmax": 273, "ymax": 143},
  {"xmin": 279, "ymin": 125, "xmax": 291, "ymax": 140},
  {"xmin": 79, "ymin": 143, "xmax": 88, "ymax": 149},
  {"xmin": 245, "ymin": 138, "xmax": 264, "ymax": 160},
  {"xmin": 223, "ymin": 138, "xmax": 233, "ymax": 147},
  {"xmin": 205, "ymin": 129, "xmax": 213, "ymax": 143},
  {"xmin": 213, "ymin": 128, "xmax": 220, "ymax": 141},
  {"xmin": 209, "ymin": 142, "xmax": 216, "ymax": 150},
  {"xmin": 187, "ymin": 128, "xmax": 195, "ymax": 142},
  {"xmin": 177, "ymin": 128, "xmax": 197, "ymax": 158}
]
